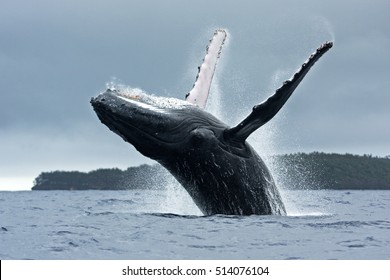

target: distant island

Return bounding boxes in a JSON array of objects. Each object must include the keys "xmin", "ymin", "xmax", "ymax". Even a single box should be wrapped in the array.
[{"xmin": 31, "ymin": 152, "xmax": 390, "ymax": 191}]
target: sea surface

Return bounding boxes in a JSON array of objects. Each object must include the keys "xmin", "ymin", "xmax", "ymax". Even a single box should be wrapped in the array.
[{"xmin": 0, "ymin": 189, "xmax": 389, "ymax": 260}]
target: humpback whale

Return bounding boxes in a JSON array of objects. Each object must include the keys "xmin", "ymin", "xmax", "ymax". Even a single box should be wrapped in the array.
[{"xmin": 91, "ymin": 30, "xmax": 332, "ymax": 215}]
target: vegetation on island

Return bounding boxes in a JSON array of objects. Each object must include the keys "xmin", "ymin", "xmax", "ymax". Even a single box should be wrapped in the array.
[
  {"xmin": 273, "ymin": 152, "xmax": 390, "ymax": 190},
  {"xmin": 32, "ymin": 164, "xmax": 169, "ymax": 191},
  {"xmin": 31, "ymin": 152, "xmax": 390, "ymax": 191}
]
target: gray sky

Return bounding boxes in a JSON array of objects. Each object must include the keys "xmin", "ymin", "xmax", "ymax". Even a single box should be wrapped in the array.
[{"xmin": 1, "ymin": 0, "xmax": 389, "ymax": 190}]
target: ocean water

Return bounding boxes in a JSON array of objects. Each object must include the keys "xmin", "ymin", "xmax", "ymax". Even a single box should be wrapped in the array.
[{"xmin": 0, "ymin": 189, "xmax": 389, "ymax": 260}]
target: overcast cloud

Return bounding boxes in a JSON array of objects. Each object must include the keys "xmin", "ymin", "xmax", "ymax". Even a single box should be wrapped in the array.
[{"xmin": 1, "ymin": 0, "xmax": 389, "ymax": 189}]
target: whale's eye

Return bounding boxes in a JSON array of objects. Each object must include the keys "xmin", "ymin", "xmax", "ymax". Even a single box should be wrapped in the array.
[{"xmin": 190, "ymin": 128, "xmax": 214, "ymax": 147}]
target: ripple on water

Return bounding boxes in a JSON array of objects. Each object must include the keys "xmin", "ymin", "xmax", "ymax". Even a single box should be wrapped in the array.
[{"xmin": 97, "ymin": 198, "xmax": 135, "ymax": 205}]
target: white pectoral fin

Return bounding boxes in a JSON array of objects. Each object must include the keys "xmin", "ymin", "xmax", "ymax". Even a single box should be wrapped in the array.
[{"xmin": 186, "ymin": 29, "xmax": 227, "ymax": 108}]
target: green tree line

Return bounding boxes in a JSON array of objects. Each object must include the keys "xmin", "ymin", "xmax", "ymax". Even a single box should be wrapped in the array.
[
  {"xmin": 32, "ymin": 152, "xmax": 390, "ymax": 190},
  {"xmin": 273, "ymin": 152, "xmax": 390, "ymax": 190},
  {"xmin": 32, "ymin": 164, "xmax": 168, "ymax": 190}
]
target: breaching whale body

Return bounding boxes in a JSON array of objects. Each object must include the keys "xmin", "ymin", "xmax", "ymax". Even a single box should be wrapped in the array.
[{"xmin": 91, "ymin": 29, "xmax": 333, "ymax": 215}]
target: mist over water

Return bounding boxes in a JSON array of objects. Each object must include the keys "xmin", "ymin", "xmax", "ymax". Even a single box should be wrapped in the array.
[
  {"xmin": 311, "ymin": 15, "xmax": 336, "ymax": 43},
  {"xmin": 158, "ymin": 169, "xmax": 202, "ymax": 216}
]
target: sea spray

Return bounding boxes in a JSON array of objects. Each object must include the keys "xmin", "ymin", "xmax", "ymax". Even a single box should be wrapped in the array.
[
  {"xmin": 157, "ymin": 168, "xmax": 202, "ymax": 215},
  {"xmin": 205, "ymin": 76, "xmax": 223, "ymax": 120},
  {"xmin": 310, "ymin": 15, "xmax": 336, "ymax": 44}
]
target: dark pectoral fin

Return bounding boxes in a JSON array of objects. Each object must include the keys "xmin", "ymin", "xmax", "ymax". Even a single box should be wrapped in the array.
[{"xmin": 224, "ymin": 42, "xmax": 333, "ymax": 143}]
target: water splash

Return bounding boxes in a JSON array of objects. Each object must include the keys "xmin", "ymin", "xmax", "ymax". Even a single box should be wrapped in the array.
[
  {"xmin": 105, "ymin": 77, "xmax": 122, "ymax": 91},
  {"xmin": 281, "ymin": 190, "xmax": 331, "ymax": 217},
  {"xmin": 104, "ymin": 81, "xmax": 192, "ymax": 110},
  {"xmin": 155, "ymin": 167, "xmax": 202, "ymax": 215},
  {"xmin": 311, "ymin": 15, "xmax": 336, "ymax": 43},
  {"xmin": 246, "ymin": 17, "xmax": 335, "ymax": 216},
  {"xmin": 205, "ymin": 77, "xmax": 223, "ymax": 120}
]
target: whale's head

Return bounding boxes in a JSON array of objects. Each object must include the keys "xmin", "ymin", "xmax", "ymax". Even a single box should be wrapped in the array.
[{"xmin": 91, "ymin": 89, "xmax": 230, "ymax": 162}]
